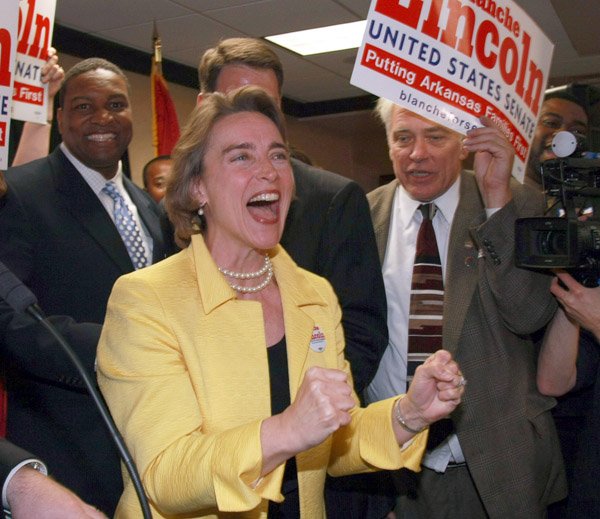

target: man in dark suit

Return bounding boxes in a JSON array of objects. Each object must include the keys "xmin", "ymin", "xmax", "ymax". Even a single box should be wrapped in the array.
[
  {"xmin": 366, "ymin": 101, "xmax": 566, "ymax": 517},
  {"xmin": 0, "ymin": 58, "xmax": 175, "ymax": 515},
  {"xmin": 197, "ymin": 38, "xmax": 390, "ymax": 517},
  {"xmin": 1, "ymin": 438, "xmax": 105, "ymax": 518}
]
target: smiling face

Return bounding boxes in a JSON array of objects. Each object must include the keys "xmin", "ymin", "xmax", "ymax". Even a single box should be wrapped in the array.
[
  {"xmin": 387, "ymin": 107, "xmax": 467, "ymax": 202},
  {"xmin": 194, "ymin": 111, "xmax": 294, "ymax": 262},
  {"xmin": 57, "ymin": 68, "xmax": 133, "ymax": 179},
  {"xmin": 526, "ymin": 98, "xmax": 588, "ymax": 186}
]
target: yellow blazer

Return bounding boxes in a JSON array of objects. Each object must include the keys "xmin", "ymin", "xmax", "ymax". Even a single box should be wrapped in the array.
[{"xmin": 97, "ymin": 234, "xmax": 427, "ymax": 518}]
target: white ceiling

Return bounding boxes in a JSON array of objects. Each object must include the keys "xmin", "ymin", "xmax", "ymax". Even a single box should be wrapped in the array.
[{"xmin": 55, "ymin": 0, "xmax": 600, "ymax": 104}]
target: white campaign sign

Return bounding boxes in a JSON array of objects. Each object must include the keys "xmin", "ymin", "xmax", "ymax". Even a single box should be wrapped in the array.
[
  {"xmin": 351, "ymin": 0, "xmax": 554, "ymax": 181},
  {"xmin": 12, "ymin": 0, "xmax": 57, "ymax": 124},
  {"xmin": 0, "ymin": 1, "xmax": 19, "ymax": 169}
]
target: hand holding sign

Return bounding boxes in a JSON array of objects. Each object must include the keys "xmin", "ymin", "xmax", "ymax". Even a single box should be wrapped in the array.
[
  {"xmin": 41, "ymin": 46, "xmax": 63, "ymax": 123},
  {"xmin": 351, "ymin": 0, "xmax": 554, "ymax": 182},
  {"xmin": 464, "ymin": 116, "xmax": 515, "ymax": 209}
]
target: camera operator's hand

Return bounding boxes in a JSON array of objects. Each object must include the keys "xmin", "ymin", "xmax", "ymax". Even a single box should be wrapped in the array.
[{"xmin": 551, "ymin": 271, "xmax": 600, "ymax": 340}]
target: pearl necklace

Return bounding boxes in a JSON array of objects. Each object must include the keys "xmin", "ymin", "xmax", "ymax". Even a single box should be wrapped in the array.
[{"xmin": 218, "ymin": 254, "xmax": 274, "ymax": 293}]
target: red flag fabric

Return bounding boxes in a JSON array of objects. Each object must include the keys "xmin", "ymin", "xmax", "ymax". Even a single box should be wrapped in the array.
[{"xmin": 151, "ymin": 59, "xmax": 180, "ymax": 156}]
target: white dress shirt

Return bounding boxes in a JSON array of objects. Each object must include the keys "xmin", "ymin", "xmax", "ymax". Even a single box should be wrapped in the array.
[
  {"xmin": 60, "ymin": 143, "xmax": 153, "ymax": 264},
  {"xmin": 365, "ymin": 177, "xmax": 465, "ymax": 472}
]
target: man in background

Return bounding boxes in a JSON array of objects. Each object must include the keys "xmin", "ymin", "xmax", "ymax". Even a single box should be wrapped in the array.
[
  {"xmin": 525, "ymin": 83, "xmax": 599, "ymax": 518},
  {"xmin": 0, "ymin": 58, "xmax": 175, "ymax": 515},
  {"xmin": 537, "ymin": 273, "xmax": 600, "ymax": 518},
  {"xmin": 143, "ymin": 154, "xmax": 173, "ymax": 203},
  {"xmin": 524, "ymin": 84, "xmax": 592, "ymax": 190}
]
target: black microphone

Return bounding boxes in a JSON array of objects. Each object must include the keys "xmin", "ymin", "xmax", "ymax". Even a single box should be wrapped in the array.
[{"xmin": 0, "ymin": 261, "xmax": 153, "ymax": 519}]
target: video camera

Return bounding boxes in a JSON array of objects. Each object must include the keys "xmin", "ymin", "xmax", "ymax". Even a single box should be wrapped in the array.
[{"xmin": 515, "ymin": 132, "xmax": 600, "ymax": 287}]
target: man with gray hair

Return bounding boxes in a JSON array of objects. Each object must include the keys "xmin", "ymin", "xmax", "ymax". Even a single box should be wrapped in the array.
[{"xmin": 366, "ymin": 101, "xmax": 566, "ymax": 517}]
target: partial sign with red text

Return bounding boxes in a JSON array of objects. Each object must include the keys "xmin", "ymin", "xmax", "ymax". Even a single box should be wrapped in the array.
[
  {"xmin": 0, "ymin": 2, "xmax": 19, "ymax": 169},
  {"xmin": 12, "ymin": 0, "xmax": 56, "ymax": 124},
  {"xmin": 351, "ymin": 0, "xmax": 554, "ymax": 180}
]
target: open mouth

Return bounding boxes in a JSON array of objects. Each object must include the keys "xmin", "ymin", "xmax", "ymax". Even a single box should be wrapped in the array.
[
  {"xmin": 409, "ymin": 170, "xmax": 433, "ymax": 178},
  {"xmin": 247, "ymin": 192, "xmax": 281, "ymax": 223}
]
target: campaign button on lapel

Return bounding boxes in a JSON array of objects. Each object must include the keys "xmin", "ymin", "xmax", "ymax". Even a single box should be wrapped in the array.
[{"xmin": 310, "ymin": 325, "xmax": 326, "ymax": 352}]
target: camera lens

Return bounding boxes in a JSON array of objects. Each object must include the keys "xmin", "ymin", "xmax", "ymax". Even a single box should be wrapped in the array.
[
  {"xmin": 578, "ymin": 223, "xmax": 600, "ymax": 258},
  {"xmin": 537, "ymin": 230, "xmax": 567, "ymax": 255}
]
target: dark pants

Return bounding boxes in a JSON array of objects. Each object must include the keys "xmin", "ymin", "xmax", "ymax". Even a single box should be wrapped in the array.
[
  {"xmin": 392, "ymin": 466, "xmax": 488, "ymax": 519},
  {"xmin": 325, "ymin": 472, "xmax": 396, "ymax": 519}
]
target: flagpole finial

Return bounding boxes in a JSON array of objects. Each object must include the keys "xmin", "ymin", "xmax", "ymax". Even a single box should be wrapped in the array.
[
  {"xmin": 152, "ymin": 20, "xmax": 159, "ymax": 43},
  {"xmin": 152, "ymin": 20, "xmax": 162, "ymax": 65}
]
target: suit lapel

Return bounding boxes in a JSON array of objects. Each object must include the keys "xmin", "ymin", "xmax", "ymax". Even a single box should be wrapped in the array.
[
  {"xmin": 51, "ymin": 149, "xmax": 134, "ymax": 273},
  {"xmin": 368, "ymin": 181, "xmax": 398, "ymax": 264},
  {"xmin": 443, "ymin": 172, "xmax": 485, "ymax": 354},
  {"xmin": 272, "ymin": 247, "xmax": 329, "ymax": 400},
  {"xmin": 284, "ymin": 302, "xmax": 317, "ymax": 401}
]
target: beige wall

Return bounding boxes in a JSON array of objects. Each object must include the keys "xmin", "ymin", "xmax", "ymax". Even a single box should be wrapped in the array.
[
  {"xmin": 286, "ymin": 113, "xmax": 393, "ymax": 192},
  {"xmin": 60, "ymin": 53, "xmax": 393, "ymax": 193}
]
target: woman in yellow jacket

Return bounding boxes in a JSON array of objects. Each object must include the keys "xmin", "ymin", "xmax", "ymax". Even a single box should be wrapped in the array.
[{"xmin": 97, "ymin": 86, "xmax": 465, "ymax": 519}]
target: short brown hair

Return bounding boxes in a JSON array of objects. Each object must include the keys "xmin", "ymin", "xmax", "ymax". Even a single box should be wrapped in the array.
[
  {"xmin": 165, "ymin": 86, "xmax": 288, "ymax": 248},
  {"xmin": 198, "ymin": 38, "xmax": 284, "ymax": 94}
]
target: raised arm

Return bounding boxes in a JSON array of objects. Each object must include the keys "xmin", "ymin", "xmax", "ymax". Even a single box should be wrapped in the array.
[
  {"xmin": 463, "ymin": 115, "xmax": 515, "ymax": 209},
  {"xmin": 12, "ymin": 47, "xmax": 64, "ymax": 167}
]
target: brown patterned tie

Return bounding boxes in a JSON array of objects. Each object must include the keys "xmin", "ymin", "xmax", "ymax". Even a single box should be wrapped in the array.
[{"xmin": 407, "ymin": 203, "xmax": 444, "ymax": 386}]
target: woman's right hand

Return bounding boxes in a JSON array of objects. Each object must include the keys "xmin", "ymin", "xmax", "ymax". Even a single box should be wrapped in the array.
[
  {"xmin": 260, "ymin": 366, "xmax": 356, "ymax": 476},
  {"xmin": 280, "ymin": 366, "xmax": 356, "ymax": 453}
]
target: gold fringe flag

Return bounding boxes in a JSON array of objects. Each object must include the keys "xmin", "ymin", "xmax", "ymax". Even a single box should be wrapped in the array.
[{"xmin": 151, "ymin": 22, "xmax": 180, "ymax": 156}]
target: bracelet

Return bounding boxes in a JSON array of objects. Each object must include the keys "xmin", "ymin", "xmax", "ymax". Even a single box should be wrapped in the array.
[{"xmin": 394, "ymin": 395, "xmax": 427, "ymax": 434}]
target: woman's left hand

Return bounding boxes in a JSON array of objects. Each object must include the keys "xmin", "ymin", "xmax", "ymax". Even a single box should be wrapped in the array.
[{"xmin": 401, "ymin": 350, "xmax": 465, "ymax": 431}]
